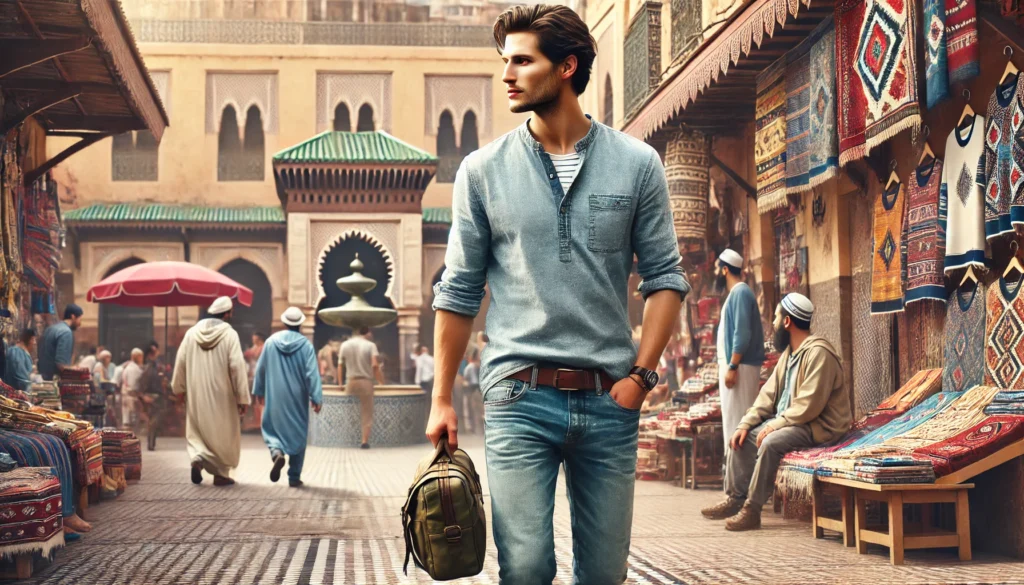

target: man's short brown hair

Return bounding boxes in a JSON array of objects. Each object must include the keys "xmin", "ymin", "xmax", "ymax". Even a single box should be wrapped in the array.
[{"xmin": 493, "ymin": 5, "xmax": 597, "ymax": 95}]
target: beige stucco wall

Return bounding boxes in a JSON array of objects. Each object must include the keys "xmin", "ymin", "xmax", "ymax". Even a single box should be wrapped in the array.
[{"xmin": 49, "ymin": 43, "xmax": 529, "ymax": 210}]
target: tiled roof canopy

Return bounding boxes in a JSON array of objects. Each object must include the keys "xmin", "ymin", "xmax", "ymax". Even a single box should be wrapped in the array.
[{"xmin": 273, "ymin": 131, "xmax": 437, "ymax": 164}]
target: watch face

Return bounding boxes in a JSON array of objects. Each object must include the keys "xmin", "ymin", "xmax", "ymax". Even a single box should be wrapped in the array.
[{"xmin": 644, "ymin": 370, "xmax": 659, "ymax": 388}]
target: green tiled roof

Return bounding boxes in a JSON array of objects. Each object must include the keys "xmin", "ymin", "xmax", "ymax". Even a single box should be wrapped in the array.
[
  {"xmin": 64, "ymin": 204, "xmax": 286, "ymax": 224},
  {"xmin": 273, "ymin": 131, "xmax": 438, "ymax": 164},
  {"xmin": 422, "ymin": 207, "xmax": 452, "ymax": 225}
]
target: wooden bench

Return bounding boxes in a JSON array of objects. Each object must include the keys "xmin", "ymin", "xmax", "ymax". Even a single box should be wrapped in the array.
[{"xmin": 815, "ymin": 476, "xmax": 973, "ymax": 565}]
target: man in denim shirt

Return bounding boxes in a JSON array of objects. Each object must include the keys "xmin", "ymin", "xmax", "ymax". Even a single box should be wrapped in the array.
[{"xmin": 426, "ymin": 5, "xmax": 689, "ymax": 584}]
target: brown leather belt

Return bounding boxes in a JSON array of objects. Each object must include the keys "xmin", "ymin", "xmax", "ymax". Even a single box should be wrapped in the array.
[{"xmin": 508, "ymin": 366, "xmax": 616, "ymax": 391}]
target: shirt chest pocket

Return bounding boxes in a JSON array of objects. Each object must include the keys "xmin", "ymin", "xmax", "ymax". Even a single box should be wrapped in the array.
[{"xmin": 587, "ymin": 194, "xmax": 633, "ymax": 253}]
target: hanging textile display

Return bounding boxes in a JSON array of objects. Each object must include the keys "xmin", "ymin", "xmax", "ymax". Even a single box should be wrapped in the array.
[
  {"xmin": 1014, "ymin": 91, "xmax": 1024, "ymax": 226},
  {"xmin": 944, "ymin": 282, "xmax": 987, "ymax": 392},
  {"xmin": 1002, "ymin": 0, "xmax": 1024, "ymax": 26},
  {"xmin": 871, "ymin": 179, "xmax": 906, "ymax": 314},
  {"xmin": 785, "ymin": 17, "xmax": 835, "ymax": 194},
  {"xmin": 755, "ymin": 58, "xmax": 788, "ymax": 213},
  {"xmin": 924, "ymin": 0, "xmax": 950, "ymax": 109},
  {"xmin": 986, "ymin": 272, "xmax": 1024, "ymax": 389},
  {"xmin": 22, "ymin": 173, "xmax": 62, "ymax": 299},
  {"xmin": 942, "ymin": 115, "xmax": 987, "ymax": 272},
  {"xmin": 905, "ymin": 157, "xmax": 947, "ymax": 303},
  {"xmin": 945, "ymin": 0, "xmax": 980, "ymax": 85},
  {"xmin": 807, "ymin": 19, "xmax": 838, "ymax": 189},
  {"xmin": 665, "ymin": 127, "xmax": 711, "ymax": 242},
  {"xmin": 980, "ymin": 72, "xmax": 1023, "ymax": 239},
  {"xmin": 835, "ymin": 0, "xmax": 922, "ymax": 166}
]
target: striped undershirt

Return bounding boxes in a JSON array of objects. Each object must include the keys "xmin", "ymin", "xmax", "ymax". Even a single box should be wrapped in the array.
[{"xmin": 548, "ymin": 151, "xmax": 581, "ymax": 195}]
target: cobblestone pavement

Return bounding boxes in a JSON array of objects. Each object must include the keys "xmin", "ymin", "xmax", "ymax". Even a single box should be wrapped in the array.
[{"xmin": 22, "ymin": 434, "xmax": 1024, "ymax": 584}]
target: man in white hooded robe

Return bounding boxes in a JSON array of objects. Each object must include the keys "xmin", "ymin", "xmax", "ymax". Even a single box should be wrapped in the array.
[{"xmin": 172, "ymin": 296, "xmax": 251, "ymax": 485}]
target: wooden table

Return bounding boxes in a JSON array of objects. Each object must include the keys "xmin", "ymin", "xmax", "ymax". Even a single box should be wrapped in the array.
[{"xmin": 816, "ymin": 476, "xmax": 973, "ymax": 565}]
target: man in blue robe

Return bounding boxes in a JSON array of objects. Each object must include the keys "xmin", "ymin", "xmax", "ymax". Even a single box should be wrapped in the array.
[{"xmin": 253, "ymin": 306, "xmax": 323, "ymax": 487}]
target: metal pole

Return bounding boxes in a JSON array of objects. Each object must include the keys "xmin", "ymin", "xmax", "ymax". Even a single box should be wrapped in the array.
[{"xmin": 164, "ymin": 306, "xmax": 169, "ymax": 358}]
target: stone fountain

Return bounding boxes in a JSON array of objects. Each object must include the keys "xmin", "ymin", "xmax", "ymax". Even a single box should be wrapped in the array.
[
  {"xmin": 317, "ymin": 254, "xmax": 397, "ymax": 329},
  {"xmin": 311, "ymin": 254, "xmax": 428, "ymax": 447}
]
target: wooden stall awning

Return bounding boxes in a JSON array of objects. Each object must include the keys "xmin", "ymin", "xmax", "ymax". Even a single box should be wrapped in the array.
[
  {"xmin": 0, "ymin": 0, "xmax": 169, "ymax": 182},
  {"xmin": 623, "ymin": 0, "xmax": 832, "ymax": 141}
]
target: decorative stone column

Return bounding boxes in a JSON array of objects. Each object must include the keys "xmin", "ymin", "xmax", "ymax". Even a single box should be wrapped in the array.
[
  {"xmin": 397, "ymin": 310, "xmax": 420, "ymax": 385},
  {"xmin": 300, "ymin": 305, "xmax": 317, "ymax": 343}
]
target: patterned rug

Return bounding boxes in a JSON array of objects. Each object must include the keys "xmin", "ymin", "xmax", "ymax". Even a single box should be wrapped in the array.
[
  {"xmin": 924, "ymin": 0, "xmax": 949, "ymax": 109},
  {"xmin": 807, "ymin": 18, "xmax": 838, "ymax": 189},
  {"xmin": 915, "ymin": 415, "xmax": 1024, "ymax": 476},
  {"xmin": 946, "ymin": 0, "xmax": 980, "ymax": 85},
  {"xmin": 871, "ymin": 179, "xmax": 906, "ymax": 314},
  {"xmin": 0, "ymin": 467, "xmax": 64, "ymax": 558},
  {"xmin": 986, "ymin": 273, "xmax": 1024, "ymax": 389},
  {"xmin": 755, "ymin": 57, "xmax": 788, "ymax": 213},
  {"xmin": 905, "ymin": 157, "xmax": 946, "ymax": 303},
  {"xmin": 980, "ymin": 72, "xmax": 1023, "ymax": 237},
  {"xmin": 665, "ymin": 128, "xmax": 711, "ymax": 241},
  {"xmin": 836, "ymin": 0, "xmax": 922, "ymax": 165},
  {"xmin": 945, "ymin": 282, "xmax": 987, "ymax": 392}
]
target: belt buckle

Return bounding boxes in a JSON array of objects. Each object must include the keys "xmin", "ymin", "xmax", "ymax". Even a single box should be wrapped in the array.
[{"xmin": 554, "ymin": 368, "xmax": 580, "ymax": 391}]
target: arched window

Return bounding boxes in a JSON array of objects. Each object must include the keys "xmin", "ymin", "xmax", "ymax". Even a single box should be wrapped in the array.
[
  {"xmin": 603, "ymin": 74, "xmax": 614, "ymax": 127},
  {"xmin": 112, "ymin": 131, "xmax": 159, "ymax": 182},
  {"xmin": 333, "ymin": 102, "xmax": 351, "ymax": 131},
  {"xmin": 218, "ymin": 105, "xmax": 240, "ymax": 181},
  {"xmin": 219, "ymin": 104, "xmax": 264, "ymax": 181},
  {"xmin": 436, "ymin": 110, "xmax": 458, "ymax": 183},
  {"xmin": 460, "ymin": 110, "xmax": 479, "ymax": 156},
  {"xmin": 356, "ymin": 103, "xmax": 375, "ymax": 131}
]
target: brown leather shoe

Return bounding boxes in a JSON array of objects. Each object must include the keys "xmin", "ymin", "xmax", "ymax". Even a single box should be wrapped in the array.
[
  {"xmin": 725, "ymin": 503, "xmax": 762, "ymax": 531},
  {"xmin": 701, "ymin": 497, "xmax": 745, "ymax": 520},
  {"xmin": 212, "ymin": 475, "xmax": 236, "ymax": 487}
]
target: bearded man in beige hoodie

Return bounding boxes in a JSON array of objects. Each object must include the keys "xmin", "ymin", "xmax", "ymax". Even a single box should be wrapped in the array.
[{"xmin": 701, "ymin": 293, "xmax": 851, "ymax": 531}]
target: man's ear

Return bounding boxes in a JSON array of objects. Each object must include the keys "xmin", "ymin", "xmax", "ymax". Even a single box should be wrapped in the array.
[{"xmin": 562, "ymin": 55, "xmax": 578, "ymax": 81}]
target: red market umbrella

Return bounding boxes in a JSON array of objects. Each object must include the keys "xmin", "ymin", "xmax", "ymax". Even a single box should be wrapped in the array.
[
  {"xmin": 87, "ymin": 261, "xmax": 253, "ymax": 308},
  {"xmin": 87, "ymin": 261, "xmax": 254, "ymax": 354}
]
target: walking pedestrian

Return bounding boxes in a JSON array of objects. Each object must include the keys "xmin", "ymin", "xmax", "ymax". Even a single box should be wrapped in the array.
[
  {"xmin": 412, "ymin": 345, "xmax": 434, "ymax": 394},
  {"xmin": 140, "ymin": 344, "xmax": 167, "ymax": 450},
  {"xmin": 714, "ymin": 249, "xmax": 765, "ymax": 452},
  {"xmin": 121, "ymin": 348, "xmax": 144, "ymax": 432},
  {"xmin": 39, "ymin": 304, "xmax": 82, "ymax": 381},
  {"xmin": 253, "ymin": 307, "xmax": 323, "ymax": 487},
  {"xmin": 4, "ymin": 328, "xmax": 36, "ymax": 393},
  {"xmin": 338, "ymin": 327, "xmax": 383, "ymax": 449},
  {"xmin": 426, "ymin": 6, "xmax": 689, "ymax": 583},
  {"xmin": 171, "ymin": 296, "xmax": 250, "ymax": 486},
  {"xmin": 462, "ymin": 350, "xmax": 483, "ymax": 434}
]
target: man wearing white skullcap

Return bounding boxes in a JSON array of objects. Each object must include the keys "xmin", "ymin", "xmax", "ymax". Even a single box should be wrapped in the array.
[
  {"xmin": 252, "ymin": 307, "xmax": 323, "ymax": 487},
  {"xmin": 713, "ymin": 249, "xmax": 764, "ymax": 453},
  {"xmin": 702, "ymin": 292, "xmax": 850, "ymax": 531},
  {"xmin": 171, "ymin": 295, "xmax": 251, "ymax": 486}
]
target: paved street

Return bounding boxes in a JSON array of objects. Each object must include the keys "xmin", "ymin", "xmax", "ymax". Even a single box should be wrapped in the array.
[{"xmin": 22, "ymin": 434, "xmax": 1024, "ymax": 585}]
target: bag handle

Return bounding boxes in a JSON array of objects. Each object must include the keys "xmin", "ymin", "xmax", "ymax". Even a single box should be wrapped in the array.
[{"xmin": 430, "ymin": 433, "xmax": 456, "ymax": 464}]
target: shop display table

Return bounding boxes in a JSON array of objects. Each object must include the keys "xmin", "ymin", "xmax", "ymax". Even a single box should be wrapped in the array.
[{"xmin": 814, "ymin": 476, "xmax": 973, "ymax": 565}]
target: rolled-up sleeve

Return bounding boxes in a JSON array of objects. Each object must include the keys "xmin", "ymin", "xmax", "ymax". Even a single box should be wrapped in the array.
[
  {"xmin": 633, "ymin": 151, "xmax": 691, "ymax": 301},
  {"xmin": 432, "ymin": 159, "xmax": 491, "ymax": 317}
]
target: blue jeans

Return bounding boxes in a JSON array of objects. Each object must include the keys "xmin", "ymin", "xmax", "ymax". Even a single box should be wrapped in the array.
[{"xmin": 483, "ymin": 377, "xmax": 641, "ymax": 585}]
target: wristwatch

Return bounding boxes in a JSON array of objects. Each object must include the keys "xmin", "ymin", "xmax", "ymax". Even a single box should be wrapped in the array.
[
  {"xmin": 629, "ymin": 366, "xmax": 659, "ymax": 392},
  {"xmin": 728, "ymin": 363, "xmax": 739, "ymax": 371}
]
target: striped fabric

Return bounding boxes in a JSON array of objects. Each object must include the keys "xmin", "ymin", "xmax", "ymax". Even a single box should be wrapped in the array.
[
  {"xmin": 0, "ymin": 430, "xmax": 75, "ymax": 516},
  {"xmin": 548, "ymin": 152, "xmax": 581, "ymax": 195}
]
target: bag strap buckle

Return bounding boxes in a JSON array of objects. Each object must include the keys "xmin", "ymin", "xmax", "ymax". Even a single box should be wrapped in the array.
[{"xmin": 444, "ymin": 525, "xmax": 463, "ymax": 543}]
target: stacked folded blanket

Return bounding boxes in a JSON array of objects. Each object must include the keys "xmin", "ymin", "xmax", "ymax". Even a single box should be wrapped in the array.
[
  {"xmin": 819, "ymin": 456, "xmax": 936, "ymax": 484},
  {"xmin": 27, "ymin": 383, "xmax": 61, "ymax": 411},
  {"xmin": 983, "ymin": 391, "xmax": 1024, "ymax": 415}
]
